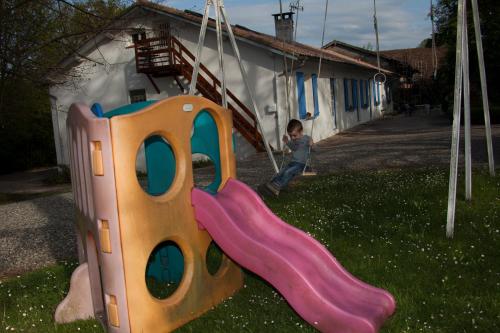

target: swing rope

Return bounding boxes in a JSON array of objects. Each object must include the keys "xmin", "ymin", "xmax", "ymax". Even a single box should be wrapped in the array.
[
  {"xmin": 301, "ymin": 0, "xmax": 329, "ymax": 175},
  {"xmin": 278, "ymin": 0, "xmax": 328, "ymax": 176},
  {"xmin": 278, "ymin": 0, "xmax": 292, "ymax": 132},
  {"xmin": 285, "ymin": 0, "xmax": 303, "ymax": 121},
  {"xmin": 278, "ymin": 0, "xmax": 303, "ymax": 172},
  {"xmin": 372, "ymin": 0, "xmax": 386, "ymax": 84}
]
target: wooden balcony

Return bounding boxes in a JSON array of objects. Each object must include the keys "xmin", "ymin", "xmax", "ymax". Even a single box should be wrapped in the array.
[{"xmin": 133, "ymin": 34, "xmax": 268, "ymax": 152}]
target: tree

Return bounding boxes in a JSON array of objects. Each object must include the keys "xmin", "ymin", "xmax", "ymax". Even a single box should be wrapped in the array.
[
  {"xmin": 0, "ymin": 0, "xmax": 129, "ymax": 173},
  {"xmin": 362, "ymin": 42, "xmax": 374, "ymax": 51},
  {"xmin": 434, "ymin": 0, "xmax": 500, "ymax": 122}
]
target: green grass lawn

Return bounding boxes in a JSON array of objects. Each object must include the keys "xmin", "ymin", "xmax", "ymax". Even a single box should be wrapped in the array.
[{"xmin": 1, "ymin": 168, "xmax": 499, "ymax": 332}]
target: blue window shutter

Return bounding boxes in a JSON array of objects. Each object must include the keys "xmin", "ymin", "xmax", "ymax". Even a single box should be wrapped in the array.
[
  {"xmin": 359, "ymin": 81, "xmax": 364, "ymax": 106},
  {"xmin": 377, "ymin": 82, "xmax": 381, "ymax": 105},
  {"xmin": 343, "ymin": 78, "xmax": 349, "ymax": 112},
  {"xmin": 312, "ymin": 74, "xmax": 320, "ymax": 117},
  {"xmin": 330, "ymin": 78, "xmax": 337, "ymax": 115},
  {"xmin": 296, "ymin": 72, "xmax": 307, "ymax": 119},
  {"xmin": 365, "ymin": 80, "xmax": 369, "ymax": 107},
  {"xmin": 352, "ymin": 79, "xmax": 358, "ymax": 111}
]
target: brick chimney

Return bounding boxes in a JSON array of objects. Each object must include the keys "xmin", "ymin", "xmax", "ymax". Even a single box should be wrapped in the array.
[{"xmin": 272, "ymin": 12, "xmax": 295, "ymax": 42}]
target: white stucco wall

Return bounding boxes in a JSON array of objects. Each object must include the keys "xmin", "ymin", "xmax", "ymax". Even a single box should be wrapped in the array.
[
  {"xmin": 49, "ymin": 7, "xmax": 392, "ymax": 170},
  {"xmin": 272, "ymin": 59, "xmax": 391, "ymax": 145}
]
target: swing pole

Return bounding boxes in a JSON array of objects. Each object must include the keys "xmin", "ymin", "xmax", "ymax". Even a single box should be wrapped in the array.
[
  {"xmin": 214, "ymin": 0, "xmax": 227, "ymax": 108},
  {"xmin": 446, "ymin": 0, "xmax": 466, "ymax": 238},
  {"xmin": 471, "ymin": 0, "xmax": 495, "ymax": 176},
  {"xmin": 219, "ymin": 1, "xmax": 280, "ymax": 173},
  {"xmin": 189, "ymin": 0, "xmax": 279, "ymax": 174},
  {"xmin": 189, "ymin": 0, "xmax": 211, "ymax": 95},
  {"xmin": 463, "ymin": 6, "xmax": 472, "ymax": 201}
]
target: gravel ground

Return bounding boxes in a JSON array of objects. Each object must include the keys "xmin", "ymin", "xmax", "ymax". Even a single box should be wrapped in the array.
[
  {"xmin": 0, "ymin": 193, "xmax": 76, "ymax": 278},
  {"xmin": 1, "ymin": 113, "xmax": 498, "ymax": 278}
]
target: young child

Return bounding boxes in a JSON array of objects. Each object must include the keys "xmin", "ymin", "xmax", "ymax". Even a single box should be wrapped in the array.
[{"xmin": 264, "ymin": 119, "xmax": 313, "ymax": 196}]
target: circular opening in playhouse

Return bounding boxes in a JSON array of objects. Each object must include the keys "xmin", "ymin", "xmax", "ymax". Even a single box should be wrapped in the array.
[
  {"xmin": 192, "ymin": 154, "xmax": 217, "ymax": 190},
  {"xmin": 145, "ymin": 241, "xmax": 184, "ymax": 300},
  {"xmin": 136, "ymin": 135, "xmax": 176, "ymax": 196},
  {"xmin": 206, "ymin": 241, "xmax": 224, "ymax": 276}
]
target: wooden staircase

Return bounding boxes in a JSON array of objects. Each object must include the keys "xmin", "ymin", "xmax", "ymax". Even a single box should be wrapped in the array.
[{"xmin": 134, "ymin": 34, "xmax": 267, "ymax": 152}]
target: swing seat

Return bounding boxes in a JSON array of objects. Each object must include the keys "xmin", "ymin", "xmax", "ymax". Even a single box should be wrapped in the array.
[{"xmin": 301, "ymin": 165, "xmax": 317, "ymax": 177}]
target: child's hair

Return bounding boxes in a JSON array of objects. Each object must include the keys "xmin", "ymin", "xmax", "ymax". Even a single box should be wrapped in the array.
[{"xmin": 287, "ymin": 119, "xmax": 303, "ymax": 133}]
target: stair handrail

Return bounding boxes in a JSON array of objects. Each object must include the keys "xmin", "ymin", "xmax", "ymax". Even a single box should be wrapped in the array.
[
  {"xmin": 172, "ymin": 48, "xmax": 264, "ymax": 150},
  {"xmin": 133, "ymin": 34, "xmax": 267, "ymax": 151},
  {"xmin": 170, "ymin": 36, "xmax": 258, "ymax": 125}
]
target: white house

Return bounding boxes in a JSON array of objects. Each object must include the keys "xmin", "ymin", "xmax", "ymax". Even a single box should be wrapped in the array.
[{"xmin": 48, "ymin": 1, "xmax": 392, "ymax": 169}]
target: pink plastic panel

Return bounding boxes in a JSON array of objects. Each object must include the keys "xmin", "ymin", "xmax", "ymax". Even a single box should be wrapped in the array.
[
  {"xmin": 66, "ymin": 104, "xmax": 130, "ymax": 333},
  {"xmin": 192, "ymin": 179, "xmax": 396, "ymax": 333}
]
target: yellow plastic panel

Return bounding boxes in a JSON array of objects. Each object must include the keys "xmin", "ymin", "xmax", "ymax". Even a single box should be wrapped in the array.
[
  {"xmin": 99, "ymin": 220, "xmax": 112, "ymax": 254},
  {"xmin": 91, "ymin": 141, "xmax": 104, "ymax": 176},
  {"xmin": 109, "ymin": 96, "xmax": 243, "ymax": 333},
  {"xmin": 107, "ymin": 295, "xmax": 120, "ymax": 327}
]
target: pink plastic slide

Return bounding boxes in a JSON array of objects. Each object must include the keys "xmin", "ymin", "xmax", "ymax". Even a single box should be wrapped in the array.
[{"xmin": 192, "ymin": 179, "xmax": 396, "ymax": 333}]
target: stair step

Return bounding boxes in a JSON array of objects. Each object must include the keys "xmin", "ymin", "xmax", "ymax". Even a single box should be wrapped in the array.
[{"xmin": 134, "ymin": 35, "xmax": 268, "ymax": 152}]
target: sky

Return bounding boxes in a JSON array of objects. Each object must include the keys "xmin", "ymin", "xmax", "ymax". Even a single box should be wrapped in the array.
[{"xmin": 163, "ymin": 0, "xmax": 434, "ymax": 50}]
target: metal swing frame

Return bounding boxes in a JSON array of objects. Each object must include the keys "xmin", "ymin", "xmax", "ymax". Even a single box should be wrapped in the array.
[
  {"xmin": 446, "ymin": 0, "xmax": 495, "ymax": 238},
  {"xmin": 189, "ymin": 0, "xmax": 279, "ymax": 174}
]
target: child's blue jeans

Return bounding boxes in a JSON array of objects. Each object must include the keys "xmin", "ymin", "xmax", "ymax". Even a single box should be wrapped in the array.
[{"xmin": 271, "ymin": 162, "xmax": 305, "ymax": 189}]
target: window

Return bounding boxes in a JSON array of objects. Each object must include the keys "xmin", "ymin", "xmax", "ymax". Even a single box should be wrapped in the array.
[
  {"xmin": 296, "ymin": 72, "xmax": 307, "ymax": 119},
  {"xmin": 311, "ymin": 74, "xmax": 320, "ymax": 118},
  {"xmin": 360, "ymin": 80, "xmax": 364, "ymax": 107},
  {"xmin": 132, "ymin": 31, "xmax": 147, "ymax": 44},
  {"xmin": 343, "ymin": 78, "xmax": 353, "ymax": 112},
  {"xmin": 130, "ymin": 89, "xmax": 147, "ymax": 104},
  {"xmin": 360, "ymin": 80, "xmax": 369, "ymax": 109}
]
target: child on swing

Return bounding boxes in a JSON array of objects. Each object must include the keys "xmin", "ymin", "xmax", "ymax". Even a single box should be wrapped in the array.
[{"xmin": 264, "ymin": 119, "xmax": 313, "ymax": 196}]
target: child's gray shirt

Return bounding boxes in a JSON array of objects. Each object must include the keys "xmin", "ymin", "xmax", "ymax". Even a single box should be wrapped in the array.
[{"xmin": 286, "ymin": 135, "xmax": 311, "ymax": 164}]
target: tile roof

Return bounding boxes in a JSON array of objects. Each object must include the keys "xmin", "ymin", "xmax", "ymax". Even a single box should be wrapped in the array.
[
  {"xmin": 380, "ymin": 47, "xmax": 447, "ymax": 78},
  {"xmin": 137, "ymin": 2, "xmax": 391, "ymax": 73}
]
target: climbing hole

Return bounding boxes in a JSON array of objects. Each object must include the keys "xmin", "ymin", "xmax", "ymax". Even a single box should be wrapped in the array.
[
  {"xmin": 206, "ymin": 241, "xmax": 224, "ymax": 276},
  {"xmin": 145, "ymin": 241, "xmax": 184, "ymax": 300},
  {"xmin": 135, "ymin": 135, "xmax": 176, "ymax": 196}
]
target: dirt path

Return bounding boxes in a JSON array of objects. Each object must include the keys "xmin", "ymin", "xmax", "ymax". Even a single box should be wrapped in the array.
[
  {"xmin": 234, "ymin": 114, "xmax": 500, "ymax": 186},
  {"xmin": 0, "ymin": 167, "xmax": 70, "ymax": 195}
]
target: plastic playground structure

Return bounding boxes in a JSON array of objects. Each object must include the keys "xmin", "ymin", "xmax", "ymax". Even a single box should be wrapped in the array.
[{"xmin": 56, "ymin": 95, "xmax": 395, "ymax": 333}]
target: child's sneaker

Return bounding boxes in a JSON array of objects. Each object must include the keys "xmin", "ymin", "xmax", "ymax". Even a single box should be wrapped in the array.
[{"xmin": 265, "ymin": 182, "xmax": 280, "ymax": 197}]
